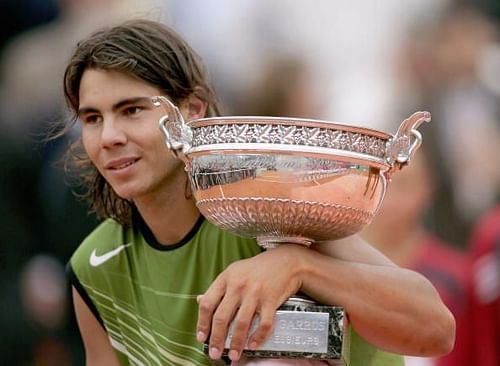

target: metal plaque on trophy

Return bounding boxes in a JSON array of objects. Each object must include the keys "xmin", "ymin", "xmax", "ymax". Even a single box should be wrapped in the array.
[{"xmin": 153, "ymin": 96, "xmax": 430, "ymax": 364}]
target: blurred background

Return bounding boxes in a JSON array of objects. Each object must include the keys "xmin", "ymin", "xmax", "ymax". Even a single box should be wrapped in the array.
[{"xmin": 0, "ymin": 0, "xmax": 498, "ymax": 365}]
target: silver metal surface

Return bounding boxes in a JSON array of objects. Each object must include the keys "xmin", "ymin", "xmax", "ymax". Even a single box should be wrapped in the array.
[
  {"xmin": 207, "ymin": 301, "xmax": 345, "ymax": 360},
  {"xmin": 226, "ymin": 311, "xmax": 330, "ymax": 353}
]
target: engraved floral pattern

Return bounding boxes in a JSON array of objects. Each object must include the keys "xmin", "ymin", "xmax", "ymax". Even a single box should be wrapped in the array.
[
  {"xmin": 197, "ymin": 197, "xmax": 374, "ymax": 247},
  {"xmin": 192, "ymin": 123, "xmax": 387, "ymax": 158}
]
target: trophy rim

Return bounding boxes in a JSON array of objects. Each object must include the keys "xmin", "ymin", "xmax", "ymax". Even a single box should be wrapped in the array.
[
  {"xmin": 187, "ymin": 117, "xmax": 392, "ymax": 167},
  {"xmin": 188, "ymin": 116, "xmax": 393, "ymax": 140}
]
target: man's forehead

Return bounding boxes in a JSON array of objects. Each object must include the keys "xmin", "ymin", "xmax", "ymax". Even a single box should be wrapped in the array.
[{"xmin": 80, "ymin": 69, "xmax": 160, "ymax": 94}]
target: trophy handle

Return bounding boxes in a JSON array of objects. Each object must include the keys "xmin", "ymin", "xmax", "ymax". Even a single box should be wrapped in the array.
[
  {"xmin": 152, "ymin": 96, "xmax": 192, "ymax": 168},
  {"xmin": 385, "ymin": 111, "xmax": 431, "ymax": 176}
]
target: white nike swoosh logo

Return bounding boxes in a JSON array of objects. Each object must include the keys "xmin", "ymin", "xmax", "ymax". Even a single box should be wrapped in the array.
[{"xmin": 90, "ymin": 243, "xmax": 132, "ymax": 267}]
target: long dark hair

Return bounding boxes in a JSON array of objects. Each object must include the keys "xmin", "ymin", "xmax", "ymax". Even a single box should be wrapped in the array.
[{"xmin": 60, "ymin": 19, "xmax": 220, "ymax": 225}]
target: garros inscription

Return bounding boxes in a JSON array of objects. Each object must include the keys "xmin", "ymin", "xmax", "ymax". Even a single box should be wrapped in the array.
[{"xmin": 225, "ymin": 310, "xmax": 330, "ymax": 353}]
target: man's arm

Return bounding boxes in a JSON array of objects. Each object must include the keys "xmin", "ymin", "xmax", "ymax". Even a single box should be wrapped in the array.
[
  {"xmin": 72, "ymin": 287, "xmax": 122, "ymax": 366},
  {"xmin": 307, "ymin": 236, "xmax": 455, "ymax": 354},
  {"xmin": 196, "ymin": 235, "xmax": 455, "ymax": 362}
]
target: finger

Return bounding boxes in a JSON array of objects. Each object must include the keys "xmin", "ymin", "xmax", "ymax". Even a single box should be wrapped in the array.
[
  {"xmin": 227, "ymin": 296, "xmax": 259, "ymax": 362},
  {"xmin": 197, "ymin": 279, "xmax": 226, "ymax": 344},
  {"xmin": 208, "ymin": 294, "xmax": 241, "ymax": 360},
  {"xmin": 247, "ymin": 304, "xmax": 276, "ymax": 350}
]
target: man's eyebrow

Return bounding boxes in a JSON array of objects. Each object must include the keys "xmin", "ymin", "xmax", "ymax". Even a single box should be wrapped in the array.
[
  {"xmin": 111, "ymin": 97, "xmax": 152, "ymax": 111},
  {"xmin": 77, "ymin": 96, "xmax": 153, "ymax": 117},
  {"xmin": 77, "ymin": 106, "xmax": 97, "ymax": 117}
]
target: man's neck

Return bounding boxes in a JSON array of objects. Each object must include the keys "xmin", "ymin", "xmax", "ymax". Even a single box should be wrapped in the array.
[{"xmin": 134, "ymin": 183, "xmax": 201, "ymax": 246}]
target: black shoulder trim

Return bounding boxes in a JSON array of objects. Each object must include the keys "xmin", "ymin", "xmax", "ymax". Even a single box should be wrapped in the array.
[{"xmin": 66, "ymin": 261, "xmax": 105, "ymax": 329}]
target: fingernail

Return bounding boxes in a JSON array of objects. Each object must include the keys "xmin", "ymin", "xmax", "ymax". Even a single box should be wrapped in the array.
[
  {"xmin": 196, "ymin": 295, "xmax": 202, "ymax": 303},
  {"xmin": 209, "ymin": 347, "xmax": 220, "ymax": 359},
  {"xmin": 197, "ymin": 331, "xmax": 205, "ymax": 342},
  {"xmin": 248, "ymin": 341, "xmax": 258, "ymax": 350},
  {"xmin": 228, "ymin": 349, "xmax": 240, "ymax": 361}
]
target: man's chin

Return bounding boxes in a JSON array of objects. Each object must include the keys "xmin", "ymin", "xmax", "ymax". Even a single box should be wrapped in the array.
[{"xmin": 111, "ymin": 185, "xmax": 138, "ymax": 201}]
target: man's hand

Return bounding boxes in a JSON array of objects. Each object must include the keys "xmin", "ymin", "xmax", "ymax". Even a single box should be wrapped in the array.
[{"xmin": 196, "ymin": 245, "xmax": 306, "ymax": 362}]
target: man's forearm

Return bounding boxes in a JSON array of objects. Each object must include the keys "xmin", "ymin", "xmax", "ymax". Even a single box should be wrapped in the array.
[{"xmin": 299, "ymin": 241, "xmax": 455, "ymax": 356}]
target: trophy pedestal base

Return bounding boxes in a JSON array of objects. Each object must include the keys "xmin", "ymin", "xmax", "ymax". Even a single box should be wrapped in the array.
[{"xmin": 205, "ymin": 296, "xmax": 345, "ymax": 362}]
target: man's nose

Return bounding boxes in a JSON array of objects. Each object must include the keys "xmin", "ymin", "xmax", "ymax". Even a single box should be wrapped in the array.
[{"xmin": 100, "ymin": 118, "xmax": 127, "ymax": 148}]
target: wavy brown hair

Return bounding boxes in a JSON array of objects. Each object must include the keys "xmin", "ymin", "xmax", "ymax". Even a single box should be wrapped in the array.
[{"xmin": 60, "ymin": 19, "xmax": 220, "ymax": 225}]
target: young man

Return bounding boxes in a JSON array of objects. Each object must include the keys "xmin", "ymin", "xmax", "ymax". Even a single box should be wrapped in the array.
[{"xmin": 62, "ymin": 19, "xmax": 454, "ymax": 365}]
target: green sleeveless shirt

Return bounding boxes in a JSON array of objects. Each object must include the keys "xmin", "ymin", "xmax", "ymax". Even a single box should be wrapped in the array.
[{"xmin": 69, "ymin": 215, "xmax": 403, "ymax": 366}]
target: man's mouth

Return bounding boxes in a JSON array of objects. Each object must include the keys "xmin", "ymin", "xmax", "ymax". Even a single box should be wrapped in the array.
[
  {"xmin": 106, "ymin": 158, "xmax": 140, "ymax": 170},
  {"xmin": 113, "ymin": 160, "xmax": 138, "ymax": 170}
]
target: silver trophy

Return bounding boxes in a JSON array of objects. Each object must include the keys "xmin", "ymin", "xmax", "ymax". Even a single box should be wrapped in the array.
[{"xmin": 153, "ymin": 96, "xmax": 430, "ymax": 363}]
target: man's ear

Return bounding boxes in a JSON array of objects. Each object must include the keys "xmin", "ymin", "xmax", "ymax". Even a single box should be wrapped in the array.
[{"xmin": 185, "ymin": 91, "xmax": 208, "ymax": 121}]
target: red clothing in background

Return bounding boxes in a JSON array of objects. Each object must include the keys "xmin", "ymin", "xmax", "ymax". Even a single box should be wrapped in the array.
[
  {"xmin": 469, "ymin": 206, "xmax": 500, "ymax": 366},
  {"xmin": 408, "ymin": 233, "xmax": 473, "ymax": 366}
]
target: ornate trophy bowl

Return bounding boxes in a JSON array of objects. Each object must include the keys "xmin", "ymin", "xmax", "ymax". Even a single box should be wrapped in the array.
[{"xmin": 153, "ymin": 96, "xmax": 430, "ymax": 362}]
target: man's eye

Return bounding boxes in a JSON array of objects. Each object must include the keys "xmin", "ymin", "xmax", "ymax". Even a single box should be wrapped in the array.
[
  {"xmin": 124, "ymin": 106, "xmax": 144, "ymax": 116},
  {"xmin": 82, "ymin": 115, "xmax": 102, "ymax": 124}
]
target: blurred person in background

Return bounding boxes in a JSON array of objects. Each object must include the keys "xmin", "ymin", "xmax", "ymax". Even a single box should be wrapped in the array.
[
  {"xmin": 0, "ymin": 1, "xmax": 76, "ymax": 364},
  {"xmin": 0, "ymin": 0, "xmax": 162, "ymax": 137},
  {"xmin": 362, "ymin": 150, "xmax": 473, "ymax": 366},
  {"xmin": 468, "ymin": 205, "xmax": 500, "ymax": 366},
  {"xmin": 0, "ymin": 0, "xmax": 59, "ymax": 58},
  {"xmin": 168, "ymin": 0, "xmax": 452, "ymax": 128},
  {"xmin": 390, "ymin": 6, "xmax": 500, "ymax": 363},
  {"xmin": 20, "ymin": 254, "xmax": 73, "ymax": 365},
  {"xmin": 392, "ymin": 3, "xmax": 500, "ymax": 248},
  {"xmin": 233, "ymin": 55, "xmax": 325, "ymax": 119},
  {"xmin": 0, "ymin": 126, "xmax": 76, "ymax": 365}
]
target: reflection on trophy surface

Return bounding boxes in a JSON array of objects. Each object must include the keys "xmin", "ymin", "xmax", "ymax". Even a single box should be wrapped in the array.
[
  {"xmin": 193, "ymin": 156, "xmax": 383, "ymax": 248},
  {"xmin": 153, "ymin": 96, "xmax": 431, "ymax": 363}
]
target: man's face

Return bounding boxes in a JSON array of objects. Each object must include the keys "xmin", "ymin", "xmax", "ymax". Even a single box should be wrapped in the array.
[{"xmin": 78, "ymin": 68, "xmax": 184, "ymax": 201}]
